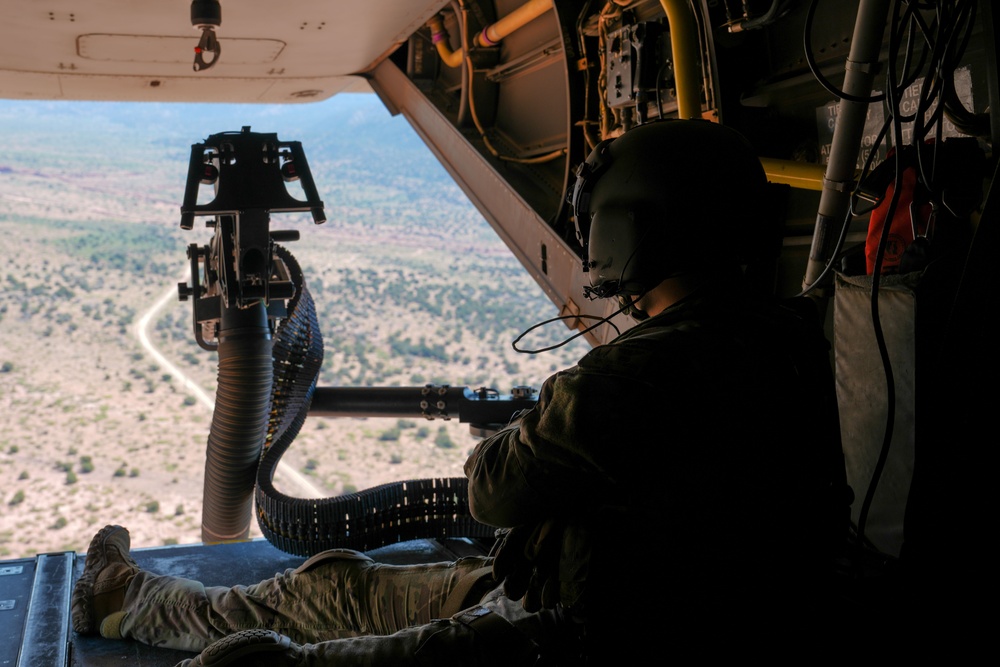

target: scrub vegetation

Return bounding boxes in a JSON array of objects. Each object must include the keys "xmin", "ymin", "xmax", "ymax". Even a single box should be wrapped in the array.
[{"xmin": 0, "ymin": 95, "xmax": 591, "ymax": 558}]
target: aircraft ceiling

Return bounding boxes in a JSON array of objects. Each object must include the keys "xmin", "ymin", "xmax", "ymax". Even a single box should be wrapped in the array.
[{"xmin": 0, "ymin": 0, "xmax": 452, "ymax": 102}]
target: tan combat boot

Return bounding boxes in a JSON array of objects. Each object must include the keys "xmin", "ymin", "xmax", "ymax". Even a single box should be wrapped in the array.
[
  {"xmin": 176, "ymin": 629, "xmax": 301, "ymax": 666},
  {"xmin": 71, "ymin": 524, "xmax": 140, "ymax": 635}
]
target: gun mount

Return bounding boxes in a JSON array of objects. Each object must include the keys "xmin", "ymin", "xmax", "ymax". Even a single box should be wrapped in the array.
[{"xmin": 177, "ymin": 126, "xmax": 325, "ymax": 350}]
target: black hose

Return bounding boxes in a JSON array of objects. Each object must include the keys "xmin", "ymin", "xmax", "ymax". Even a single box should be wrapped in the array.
[{"xmin": 201, "ymin": 299, "xmax": 273, "ymax": 543}]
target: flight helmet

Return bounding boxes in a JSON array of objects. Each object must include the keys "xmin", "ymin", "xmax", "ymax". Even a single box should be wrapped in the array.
[{"xmin": 570, "ymin": 119, "xmax": 767, "ymax": 301}]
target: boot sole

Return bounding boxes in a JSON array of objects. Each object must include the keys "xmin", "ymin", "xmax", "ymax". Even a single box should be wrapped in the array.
[
  {"xmin": 193, "ymin": 629, "xmax": 294, "ymax": 666},
  {"xmin": 71, "ymin": 524, "xmax": 127, "ymax": 635}
]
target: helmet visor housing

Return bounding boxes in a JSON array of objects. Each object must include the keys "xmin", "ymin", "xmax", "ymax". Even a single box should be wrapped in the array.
[
  {"xmin": 586, "ymin": 204, "xmax": 656, "ymax": 297},
  {"xmin": 576, "ymin": 120, "xmax": 767, "ymax": 299}
]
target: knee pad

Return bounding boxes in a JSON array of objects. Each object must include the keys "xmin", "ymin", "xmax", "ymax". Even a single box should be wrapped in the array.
[{"xmin": 293, "ymin": 549, "xmax": 373, "ymax": 575}]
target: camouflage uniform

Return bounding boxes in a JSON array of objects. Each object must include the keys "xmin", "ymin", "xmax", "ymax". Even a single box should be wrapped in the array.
[
  {"xmin": 115, "ymin": 548, "xmax": 572, "ymax": 664},
  {"xmin": 465, "ymin": 279, "xmax": 848, "ymax": 652}
]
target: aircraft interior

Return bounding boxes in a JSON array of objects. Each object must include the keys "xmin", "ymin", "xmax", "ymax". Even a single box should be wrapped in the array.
[{"xmin": 0, "ymin": 0, "xmax": 996, "ymax": 663}]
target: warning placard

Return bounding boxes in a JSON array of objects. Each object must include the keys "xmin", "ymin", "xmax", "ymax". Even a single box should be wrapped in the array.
[{"xmin": 816, "ymin": 66, "xmax": 973, "ymax": 169}]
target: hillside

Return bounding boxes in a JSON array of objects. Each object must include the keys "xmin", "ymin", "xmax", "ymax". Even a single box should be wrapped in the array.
[{"xmin": 0, "ymin": 95, "xmax": 593, "ymax": 558}]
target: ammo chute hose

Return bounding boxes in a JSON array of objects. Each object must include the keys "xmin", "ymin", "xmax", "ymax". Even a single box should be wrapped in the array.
[
  {"xmin": 202, "ymin": 294, "xmax": 274, "ymax": 543},
  {"xmin": 253, "ymin": 245, "xmax": 494, "ymax": 557}
]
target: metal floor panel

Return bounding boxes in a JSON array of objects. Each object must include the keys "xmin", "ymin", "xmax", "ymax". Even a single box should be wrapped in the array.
[
  {"xmin": 22, "ymin": 552, "xmax": 74, "ymax": 667},
  {"xmin": 1, "ymin": 558, "xmax": 36, "ymax": 667},
  {"xmin": 1, "ymin": 536, "xmax": 490, "ymax": 666}
]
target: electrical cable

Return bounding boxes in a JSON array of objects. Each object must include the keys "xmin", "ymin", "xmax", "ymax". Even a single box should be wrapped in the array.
[
  {"xmin": 511, "ymin": 310, "xmax": 621, "ymax": 354},
  {"xmin": 803, "ymin": 0, "xmax": 934, "ymax": 108},
  {"xmin": 691, "ymin": 0, "xmax": 716, "ymax": 116},
  {"xmin": 513, "ymin": 237, "xmax": 648, "ymax": 354},
  {"xmin": 804, "ymin": 0, "xmax": 886, "ymax": 104},
  {"xmin": 464, "ymin": 49, "xmax": 566, "ymax": 163},
  {"xmin": 854, "ymin": 0, "xmax": 906, "ymax": 544},
  {"xmin": 852, "ymin": 0, "xmax": 978, "ymax": 550},
  {"xmin": 597, "ymin": 1, "xmax": 624, "ymax": 138},
  {"xmin": 457, "ymin": 2, "xmax": 565, "ymax": 165},
  {"xmin": 576, "ymin": 0, "xmax": 601, "ymax": 150},
  {"xmin": 801, "ymin": 1, "xmax": 980, "ymax": 555}
]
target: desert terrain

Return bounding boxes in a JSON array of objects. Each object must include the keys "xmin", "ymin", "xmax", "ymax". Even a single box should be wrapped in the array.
[{"xmin": 0, "ymin": 96, "xmax": 592, "ymax": 559}]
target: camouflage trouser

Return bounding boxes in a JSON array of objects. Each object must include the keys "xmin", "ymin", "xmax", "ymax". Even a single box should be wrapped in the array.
[
  {"xmin": 172, "ymin": 590, "xmax": 570, "ymax": 667},
  {"xmin": 118, "ymin": 549, "xmax": 500, "ymax": 652}
]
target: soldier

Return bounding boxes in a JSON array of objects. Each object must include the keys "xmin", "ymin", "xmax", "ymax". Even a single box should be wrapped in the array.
[{"xmin": 72, "ymin": 119, "xmax": 848, "ymax": 665}]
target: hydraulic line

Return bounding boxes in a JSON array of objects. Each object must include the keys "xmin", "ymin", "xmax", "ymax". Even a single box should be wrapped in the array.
[
  {"xmin": 760, "ymin": 158, "xmax": 839, "ymax": 192},
  {"xmin": 475, "ymin": 0, "xmax": 553, "ymax": 47},
  {"xmin": 658, "ymin": 0, "xmax": 704, "ymax": 120},
  {"xmin": 428, "ymin": 0, "xmax": 555, "ymax": 67},
  {"xmin": 428, "ymin": 12, "xmax": 464, "ymax": 68}
]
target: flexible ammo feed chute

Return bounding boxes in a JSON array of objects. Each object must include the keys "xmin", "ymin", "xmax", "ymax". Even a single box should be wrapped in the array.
[
  {"xmin": 240, "ymin": 246, "xmax": 495, "ymax": 556},
  {"xmin": 201, "ymin": 293, "xmax": 274, "ymax": 544}
]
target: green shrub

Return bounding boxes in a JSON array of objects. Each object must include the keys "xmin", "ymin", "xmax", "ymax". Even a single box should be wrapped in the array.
[
  {"xmin": 65, "ymin": 470, "xmax": 78, "ymax": 485},
  {"xmin": 52, "ymin": 517, "xmax": 68, "ymax": 529},
  {"xmin": 17, "ymin": 471, "xmax": 28, "ymax": 480},
  {"xmin": 129, "ymin": 468, "xmax": 140, "ymax": 477},
  {"xmin": 79, "ymin": 456, "xmax": 94, "ymax": 473},
  {"xmin": 378, "ymin": 426, "xmax": 401, "ymax": 442},
  {"xmin": 145, "ymin": 500, "xmax": 159, "ymax": 513},
  {"xmin": 434, "ymin": 427, "xmax": 456, "ymax": 449},
  {"xmin": 8, "ymin": 490, "xmax": 25, "ymax": 506}
]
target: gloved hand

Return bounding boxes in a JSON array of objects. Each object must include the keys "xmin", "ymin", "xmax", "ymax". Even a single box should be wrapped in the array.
[{"xmin": 491, "ymin": 517, "xmax": 588, "ymax": 613}]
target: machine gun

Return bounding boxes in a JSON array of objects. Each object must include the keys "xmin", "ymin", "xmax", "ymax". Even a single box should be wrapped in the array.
[
  {"xmin": 174, "ymin": 127, "xmax": 537, "ymax": 552},
  {"xmin": 177, "ymin": 125, "xmax": 325, "ymax": 350}
]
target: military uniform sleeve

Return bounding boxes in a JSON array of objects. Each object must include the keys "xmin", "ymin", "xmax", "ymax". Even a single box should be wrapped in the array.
[{"xmin": 465, "ymin": 337, "xmax": 668, "ymax": 528}]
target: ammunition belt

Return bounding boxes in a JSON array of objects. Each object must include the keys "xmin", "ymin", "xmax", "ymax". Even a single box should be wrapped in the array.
[{"xmin": 254, "ymin": 246, "xmax": 493, "ymax": 556}]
